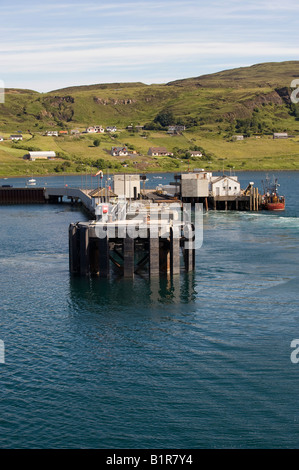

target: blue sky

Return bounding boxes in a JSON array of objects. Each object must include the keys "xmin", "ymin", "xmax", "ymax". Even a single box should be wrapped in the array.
[{"xmin": 0, "ymin": 0, "xmax": 298, "ymax": 92}]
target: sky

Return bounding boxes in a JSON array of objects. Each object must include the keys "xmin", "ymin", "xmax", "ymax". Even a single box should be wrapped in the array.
[{"xmin": 0, "ymin": 0, "xmax": 298, "ymax": 92}]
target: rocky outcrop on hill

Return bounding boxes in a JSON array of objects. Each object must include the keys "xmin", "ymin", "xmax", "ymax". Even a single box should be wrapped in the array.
[{"xmin": 93, "ymin": 97, "xmax": 137, "ymax": 105}]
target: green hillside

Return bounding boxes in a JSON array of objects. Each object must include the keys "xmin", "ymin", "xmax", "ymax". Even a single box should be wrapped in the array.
[{"xmin": 0, "ymin": 61, "xmax": 299, "ymax": 176}]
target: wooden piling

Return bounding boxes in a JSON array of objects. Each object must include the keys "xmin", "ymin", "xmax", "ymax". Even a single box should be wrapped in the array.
[
  {"xmin": 159, "ymin": 239, "xmax": 171, "ymax": 275},
  {"xmin": 170, "ymin": 226, "xmax": 180, "ymax": 275},
  {"xmin": 205, "ymin": 197, "xmax": 209, "ymax": 212},
  {"xmin": 79, "ymin": 224, "xmax": 90, "ymax": 276},
  {"xmin": 149, "ymin": 235, "xmax": 159, "ymax": 277},
  {"xmin": 69, "ymin": 223, "xmax": 80, "ymax": 274},
  {"xmin": 98, "ymin": 235, "xmax": 110, "ymax": 278},
  {"xmin": 123, "ymin": 236, "xmax": 135, "ymax": 278},
  {"xmin": 184, "ymin": 224, "xmax": 195, "ymax": 272}
]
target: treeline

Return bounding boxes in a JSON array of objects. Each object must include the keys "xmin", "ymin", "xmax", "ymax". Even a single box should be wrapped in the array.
[
  {"xmin": 229, "ymin": 102, "xmax": 299, "ymax": 137},
  {"xmin": 143, "ymin": 109, "xmax": 199, "ymax": 130},
  {"xmin": 172, "ymin": 145, "xmax": 214, "ymax": 161}
]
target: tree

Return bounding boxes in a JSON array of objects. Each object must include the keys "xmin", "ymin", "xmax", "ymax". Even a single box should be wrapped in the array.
[
  {"xmin": 153, "ymin": 109, "xmax": 175, "ymax": 127},
  {"xmin": 93, "ymin": 138, "xmax": 101, "ymax": 147}
]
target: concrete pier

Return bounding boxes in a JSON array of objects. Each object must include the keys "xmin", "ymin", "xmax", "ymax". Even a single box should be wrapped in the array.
[{"xmin": 69, "ymin": 219, "xmax": 195, "ymax": 279}]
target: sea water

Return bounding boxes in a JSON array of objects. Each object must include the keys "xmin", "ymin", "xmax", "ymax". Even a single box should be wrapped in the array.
[{"xmin": 0, "ymin": 171, "xmax": 299, "ymax": 449}]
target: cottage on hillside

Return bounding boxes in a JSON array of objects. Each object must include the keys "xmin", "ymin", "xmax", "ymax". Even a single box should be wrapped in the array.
[
  {"xmin": 10, "ymin": 134, "xmax": 23, "ymax": 141},
  {"xmin": 148, "ymin": 147, "xmax": 173, "ymax": 156},
  {"xmin": 189, "ymin": 150, "xmax": 203, "ymax": 157},
  {"xmin": 106, "ymin": 126, "xmax": 117, "ymax": 133},
  {"xmin": 45, "ymin": 131, "xmax": 58, "ymax": 137},
  {"xmin": 111, "ymin": 146, "xmax": 128, "ymax": 157},
  {"xmin": 167, "ymin": 125, "xmax": 186, "ymax": 134},
  {"xmin": 86, "ymin": 125, "xmax": 104, "ymax": 133}
]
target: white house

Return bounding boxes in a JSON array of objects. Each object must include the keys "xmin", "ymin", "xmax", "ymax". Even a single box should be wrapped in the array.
[
  {"xmin": 10, "ymin": 134, "xmax": 23, "ymax": 141},
  {"xmin": 167, "ymin": 125, "xmax": 186, "ymax": 134},
  {"xmin": 189, "ymin": 151, "xmax": 203, "ymax": 157},
  {"xmin": 86, "ymin": 125, "xmax": 104, "ymax": 133},
  {"xmin": 45, "ymin": 131, "xmax": 58, "ymax": 137},
  {"xmin": 180, "ymin": 170, "xmax": 241, "ymax": 199},
  {"xmin": 0, "ymin": 136, "xmax": 3, "ymax": 142},
  {"xmin": 210, "ymin": 175, "xmax": 241, "ymax": 197},
  {"xmin": 148, "ymin": 147, "xmax": 173, "ymax": 156},
  {"xmin": 111, "ymin": 146, "xmax": 128, "ymax": 157},
  {"xmin": 106, "ymin": 126, "xmax": 117, "ymax": 133}
]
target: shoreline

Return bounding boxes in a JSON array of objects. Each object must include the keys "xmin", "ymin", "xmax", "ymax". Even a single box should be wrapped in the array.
[{"xmin": 1, "ymin": 168, "xmax": 299, "ymax": 179}]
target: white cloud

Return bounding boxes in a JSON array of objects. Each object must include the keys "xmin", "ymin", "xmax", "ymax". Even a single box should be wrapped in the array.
[
  {"xmin": 1, "ymin": 0, "xmax": 298, "ymax": 91},
  {"xmin": 1, "ymin": 41, "xmax": 298, "ymax": 74}
]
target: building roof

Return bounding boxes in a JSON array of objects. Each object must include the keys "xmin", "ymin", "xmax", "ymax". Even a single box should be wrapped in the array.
[
  {"xmin": 89, "ymin": 188, "xmax": 117, "ymax": 198},
  {"xmin": 28, "ymin": 151, "xmax": 56, "ymax": 157},
  {"xmin": 114, "ymin": 173, "xmax": 140, "ymax": 180},
  {"xmin": 149, "ymin": 147, "xmax": 168, "ymax": 152},
  {"xmin": 112, "ymin": 146, "xmax": 127, "ymax": 152},
  {"xmin": 211, "ymin": 175, "xmax": 240, "ymax": 184}
]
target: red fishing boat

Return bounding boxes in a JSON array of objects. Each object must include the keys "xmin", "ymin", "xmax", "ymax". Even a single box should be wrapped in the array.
[{"xmin": 261, "ymin": 176, "xmax": 285, "ymax": 211}]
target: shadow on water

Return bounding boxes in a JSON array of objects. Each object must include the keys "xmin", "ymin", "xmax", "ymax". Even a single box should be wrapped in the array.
[{"xmin": 68, "ymin": 271, "xmax": 197, "ymax": 312}]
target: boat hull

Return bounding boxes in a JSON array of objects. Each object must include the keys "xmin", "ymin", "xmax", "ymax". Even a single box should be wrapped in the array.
[{"xmin": 263, "ymin": 202, "xmax": 285, "ymax": 211}]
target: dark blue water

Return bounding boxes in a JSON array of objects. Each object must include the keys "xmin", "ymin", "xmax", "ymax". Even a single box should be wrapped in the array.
[{"xmin": 0, "ymin": 171, "xmax": 299, "ymax": 449}]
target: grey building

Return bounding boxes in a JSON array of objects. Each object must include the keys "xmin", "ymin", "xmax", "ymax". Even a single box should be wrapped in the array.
[{"xmin": 113, "ymin": 174, "xmax": 141, "ymax": 199}]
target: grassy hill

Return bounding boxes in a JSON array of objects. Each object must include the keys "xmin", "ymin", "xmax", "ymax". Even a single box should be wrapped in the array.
[
  {"xmin": 168, "ymin": 61, "xmax": 299, "ymax": 88},
  {"xmin": 1, "ymin": 61, "xmax": 299, "ymax": 176}
]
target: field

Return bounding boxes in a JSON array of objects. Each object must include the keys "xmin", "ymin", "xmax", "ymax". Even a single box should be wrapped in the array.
[
  {"xmin": 1, "ymin": 61, "xmax": 299, "ymax": 176},
  {"xmin": 0, "ymin": 129, "xmax": 299, "ymax": 177}
]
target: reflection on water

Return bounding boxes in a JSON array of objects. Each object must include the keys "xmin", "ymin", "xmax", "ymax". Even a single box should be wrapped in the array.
[
  {"xmin": 69, "ymin": 271, "xmax": 197, "ymax": 309},
  {"xmin": 1, "ymin": 171, "xmax": 299, "ymax": 449}
]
